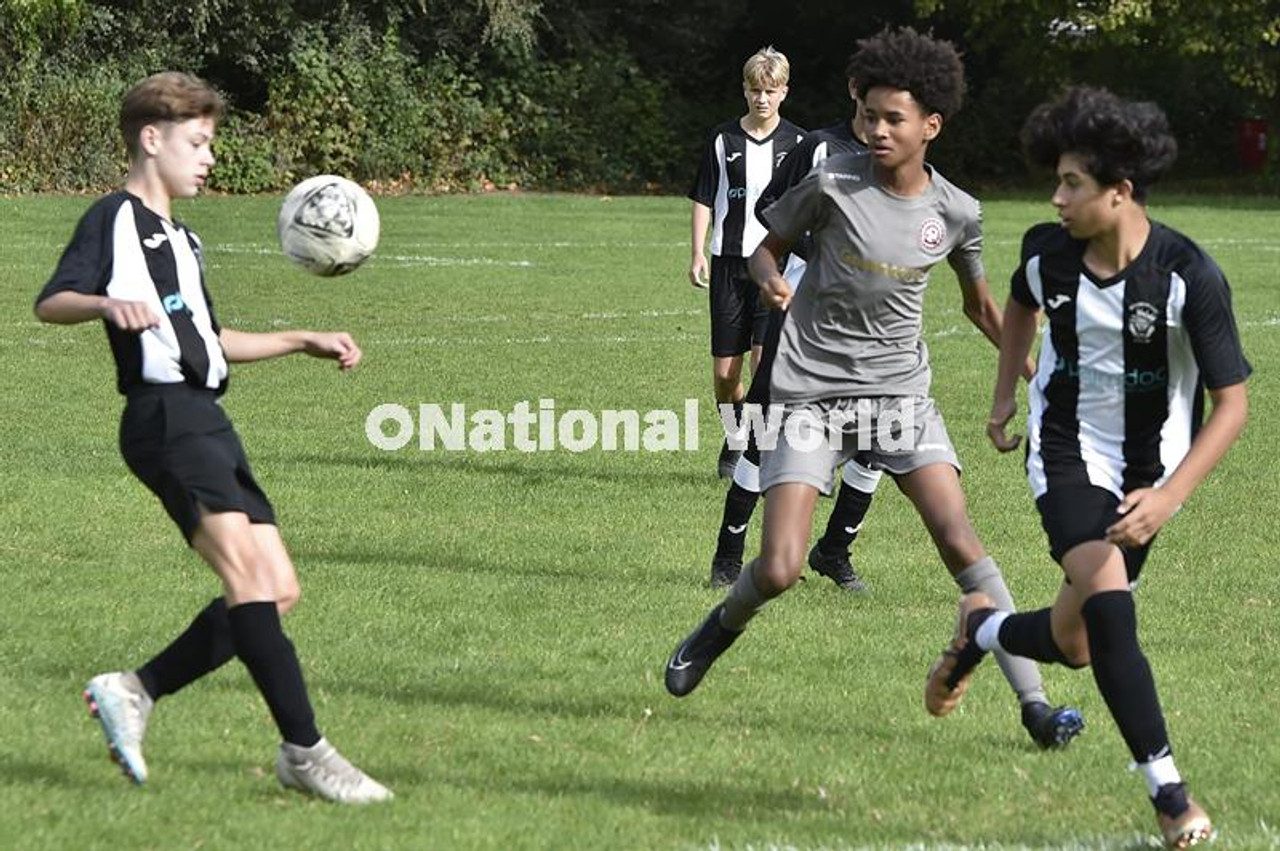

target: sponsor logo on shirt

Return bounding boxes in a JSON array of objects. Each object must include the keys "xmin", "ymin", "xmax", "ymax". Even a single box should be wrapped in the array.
[
  {"xmin": 839, "ymin": 249, "xmax": 929, "ymax": 284},
  {"xmin": 143, "ymin": 233, "xmax": 168, "ymax": 250}
]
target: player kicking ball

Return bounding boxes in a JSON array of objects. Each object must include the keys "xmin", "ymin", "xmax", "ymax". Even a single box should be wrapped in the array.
[
  {"xmin": 665, "ymin": 27, "xmax": 1082, "ymax": 750},
  {"xmin": 926, "ymin": 87, "xmax": 1250, "ymax": 847},
  {"xmin": 35, "ymin": 72, "xmax": 391, "ymax": 803}
]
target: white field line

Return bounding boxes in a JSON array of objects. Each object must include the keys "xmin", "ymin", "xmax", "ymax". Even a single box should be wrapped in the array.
[
  {"xmin": 15, "ymin": 315, "xmax": 1278, "ymax": 349},
  {"xmin": 211, "ymin": 244, "xmax": 534, "ymax": 268},
  {"xmin": 398, "ymin": 240, "xmax": 687, "ymax": 249}
]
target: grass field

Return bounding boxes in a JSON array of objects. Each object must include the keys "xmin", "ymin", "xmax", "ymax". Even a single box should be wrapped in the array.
[{"xmin": 1, "ymin": 191, "xmax": 1277, "ymax": 850}]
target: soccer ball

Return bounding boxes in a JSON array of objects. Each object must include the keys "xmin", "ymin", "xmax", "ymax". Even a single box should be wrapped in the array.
[{"xmin": 277, "ymin": 175, "xmax": 380, "ymax": 276}]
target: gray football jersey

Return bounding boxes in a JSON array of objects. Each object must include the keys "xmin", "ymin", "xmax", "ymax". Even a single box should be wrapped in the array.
[{"xmin": 760, "ymin": 152, "xmax": 985, "ymax": 403}]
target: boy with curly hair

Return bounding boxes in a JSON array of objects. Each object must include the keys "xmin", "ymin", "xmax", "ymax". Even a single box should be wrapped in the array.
[
  {"xmin": 664, "ymin": 27, "xmax": 1081, "ymax": 749},
  {"xmin": 930, "ymin": 86, "xmax": 1249, "ymax": 847}
]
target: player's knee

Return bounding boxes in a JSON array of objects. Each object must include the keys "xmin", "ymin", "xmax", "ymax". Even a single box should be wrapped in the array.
[
  {"xmin": 935, "ymin": 523, "xmax": 984, "ymax": 571},
  {"xmin": 276, "ymin": 580, "xmax": 301, "ymax": 615},
  {"xmin": 756, "ymin": 549, "xmax": 804, "ymax": 593},
  {"xmin": 712, "ymin": 375, "xmax": 739, "ymax": 400}
]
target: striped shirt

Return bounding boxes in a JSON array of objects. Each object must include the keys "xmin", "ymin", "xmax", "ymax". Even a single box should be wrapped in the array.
[
  {"xmin": 38, "ymin": 191, "xmax": 228, "ymax": 395},
  {"xmin": 689, "ymin": 118, "xmax": 805, "ymax": 258},
  {"xmin": 1011, "ymin": 221, "xmax": 1251, "ymax": 499}
]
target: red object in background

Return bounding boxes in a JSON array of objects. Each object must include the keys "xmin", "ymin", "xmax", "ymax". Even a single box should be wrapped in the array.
[{"xmin": 1237, "ymin": 119, "xmax": 1268, "ymax": 172}]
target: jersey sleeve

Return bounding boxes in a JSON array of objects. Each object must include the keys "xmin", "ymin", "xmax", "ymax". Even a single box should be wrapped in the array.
[
  {"xmin": 36, "ymin": 199, "xmax": 115, "ymax": 305},
  {"xmin": 754, "ymin": 134, "xmax": 819, "ymax": 229},
  {"xmin": 687, "ymin": 131, "xmax": 720, "ymax": 207},
  {"xmin": 1009, "ymin": 223, "xmax": 1059, "ymax": 309},
  {"xmin": 759, "ymin": 167, "xmax": 825, "ymax": 246},
  {"xmin": 1182, "ymin": 255, "xmax": 1252, "ymax": 389},
  {"xmin": 945, "ymin": 199, "xmax": 985, "ymax": 285}
]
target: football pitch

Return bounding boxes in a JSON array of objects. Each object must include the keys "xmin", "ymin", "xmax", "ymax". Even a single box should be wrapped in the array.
[{"xmin": 1, "ymin": 191, "xmax": 1277, "ymax": 849}]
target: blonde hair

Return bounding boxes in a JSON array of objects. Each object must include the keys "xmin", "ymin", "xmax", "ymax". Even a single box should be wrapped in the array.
[
  {"xmin": 120, "ymin": 72, "xmax": 225, "ymax": 159},
  {"xmin": 743, "ymin": 46, "xmax": 790, "ymax": 89}
]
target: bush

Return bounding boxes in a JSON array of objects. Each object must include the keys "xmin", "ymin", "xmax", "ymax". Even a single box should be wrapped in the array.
[{"xmin": 0, "ymin": 56, "xmax": 136, "ymax": 192}]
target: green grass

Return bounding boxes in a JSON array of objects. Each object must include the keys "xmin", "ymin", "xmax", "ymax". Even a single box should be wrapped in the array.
[{"xmin": 1, "ymin": 191, "xmax": 1277, "ymax": 850}]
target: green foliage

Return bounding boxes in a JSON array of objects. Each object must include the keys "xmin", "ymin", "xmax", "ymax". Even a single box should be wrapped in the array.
[
  {"xmin": 495, "ymin": 45, "xmax": 682, "ymax": 189},
  {"xmin": 0, "ymin": 0, "xmax": 1273, "ymax": 192},
  {"xmin": 208, "ymin": 110, "xmax": 277, "ymax": 194},
  {"xmin": 0, "ymin": 55, "xmax": 137, "ymax": 192}
]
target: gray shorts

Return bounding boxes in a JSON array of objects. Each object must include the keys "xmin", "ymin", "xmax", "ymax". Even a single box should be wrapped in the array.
[{"xmin": 758, "ymin": 396, "xmax": 960, "ymax": 495}]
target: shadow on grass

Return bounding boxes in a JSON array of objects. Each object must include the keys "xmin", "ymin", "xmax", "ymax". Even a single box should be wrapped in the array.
[
  {"xmin": 390, "ymin": 758, "xmax": 837, "ymax": 820},
  {"xmin": 290, "ymin": 537, "xmax": 709, "ymax": 588},
  {"xmin": 0, "ymin": 753, "xmax": 93, "ymax": 790},
  {"xmin": 257, "ymin": 449, "xmax": 715, "ymax": 489}
]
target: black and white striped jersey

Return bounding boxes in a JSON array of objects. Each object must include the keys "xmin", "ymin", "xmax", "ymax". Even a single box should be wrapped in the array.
[
  {"xmin": 1011, "ymin": 222, "xmax": 1251, "ymax": 499},
  {"xmin": 38, "ymin": 191, "xmax": 228, "ymax": 396},
  {"xmin": 755, "ymin": 119, "xmax": 866, "ymax": 227},
  {"xmin": 689, "ymin": 118, "xmax": 805, "ymax": 258}
]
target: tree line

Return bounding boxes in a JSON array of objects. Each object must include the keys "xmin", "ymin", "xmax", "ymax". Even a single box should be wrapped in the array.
[{"xmin": 2, "ymin": 0, "xmax": 1275, "ymax": 193}]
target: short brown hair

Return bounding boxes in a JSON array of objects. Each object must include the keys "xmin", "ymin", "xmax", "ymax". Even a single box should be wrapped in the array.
[{"xmin": 120, "ymin": 72, "xmax": 225, "ymax": 159}]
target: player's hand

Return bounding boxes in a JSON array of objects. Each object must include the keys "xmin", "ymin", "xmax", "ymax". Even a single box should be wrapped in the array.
[
  {"xmin": 100, "ymin": 298, "xmax": 160, "ymax": 333},
  {"xmin": 759, "ymin": 273, "xmax": 792, "ymax": 309},
  {"xmin": 303, "ymin": 332, "xmax": 362, "ymax": 371},
  {"xmin": 987, "ymin": 396, "xmax": 1021, "ymax": 452},
  {"xmin": 689, "ymin": 256, "xmax": 709, "ymax": 289},
  {"xmin": 1106, "ymin": 487, "xmax": 1179, "ymax": 547}
]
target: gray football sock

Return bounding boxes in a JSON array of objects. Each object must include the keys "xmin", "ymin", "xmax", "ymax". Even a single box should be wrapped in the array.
[
  {"xmin": 954, "ymin": 557, "xmax": 1048, "ymax": 706},
  {"xmin": 720, "ymin": 558, "xmax": 770, "ymax": 631}
]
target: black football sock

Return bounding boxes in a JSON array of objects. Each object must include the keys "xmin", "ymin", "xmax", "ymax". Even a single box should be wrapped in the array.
[
  {"xmin": 953, "ymin": 558, "xmax": 1047, "ymax": 705},
  {"xmin": 996, "ymin": 607, "xmax": 1082, "ymax": 667},
  {"xmin": 714, "ymin": 483, "xmax": 761, "ymax": 563},
  {"xmin": 1082, "ymin": 590, "xmax": 1171, "ymax": 764},
  {"xmin": 816, "ymin": 480, "xmax": 874, "ymax": 555},
  {"xmin": 228, "ymin": 601, "xmax": 321, "ymax": 747},
  {"xmin": 137, "ymin": 597, "xmax": 236, "ymax": 700}
]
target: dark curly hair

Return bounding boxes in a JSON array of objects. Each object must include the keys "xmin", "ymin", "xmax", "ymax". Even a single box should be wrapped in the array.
[
  {"xmin": 845, "ymin": 27, "xmax": 965, "ymax": 119},
  {"xmin": 1022, "ymin": 86, "xmax": 1178, "ymax": 202}
]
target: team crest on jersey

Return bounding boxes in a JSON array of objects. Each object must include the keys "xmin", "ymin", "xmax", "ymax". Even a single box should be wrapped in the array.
[
  {"xmin": 919, "ymin": 217, "xmax": 946, "ymax": 252},
  {"xmin": 1127, "ymin": 302, "xmax": 1161, "ymax": 342}
]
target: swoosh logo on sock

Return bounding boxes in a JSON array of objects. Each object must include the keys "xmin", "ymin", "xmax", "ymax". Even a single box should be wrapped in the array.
[{"xmin": 727, "ymin": 523, "xmax": 747, "ymax": 534}]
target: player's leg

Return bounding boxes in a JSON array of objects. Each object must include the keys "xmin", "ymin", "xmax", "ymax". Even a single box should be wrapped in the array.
[
  {"xmin": 809, "ymin": 460, "xmax": 882, "ymax": 592},
  {"xmin": 193, "ymin": 510, "xmax": 392, "ymax": 803},
  {"xmin": 134, "ymin": 525, "xmax": 300, "ymax": 705},
  {"xmin": 1060, "ymin": 542, "xmax": 1207, "ymax": 843},
  {"xmin": 669, "ymin": 402, "xmax": 835, "ymax": 697},
  {"xmin": 901, "ymin": 463, "xmax": 1082, "ymax": 744},
  {"xmin": 708, "ymin": 306, "xmax": 785, "ymax": 586},
  {"xmin": 711, "ymin": 453, "xmax": 761, "ymax": 588},
  {"xmin": 667, "ymin": 483, "xmax": 821, "ymax": 697},
  {"xmin": 708, "ymin": 257, "xmax": 752, "ymax": 479}
]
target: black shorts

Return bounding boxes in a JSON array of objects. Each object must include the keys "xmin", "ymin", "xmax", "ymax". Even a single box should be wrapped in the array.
[
  {"xmin": 119, "ymin": 384, "xmax": 276, "ymax": 544},
  {"xmin": 709, "ymin": 255, "xmax": 770, "ymax": 357},
  {"xmin": 1035, "ymin": 484, "xmax": 1153, "ymax": 583}
]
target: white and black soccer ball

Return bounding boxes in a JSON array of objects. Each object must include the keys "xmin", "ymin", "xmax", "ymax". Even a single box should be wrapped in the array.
[{"xmin": 277, "ymin": 175, "xmax": 380, "ymax": 276}]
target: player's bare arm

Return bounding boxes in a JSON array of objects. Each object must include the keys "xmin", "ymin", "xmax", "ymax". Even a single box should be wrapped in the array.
[
  {"xmin": 749, "ymin": 231, "xmax": 795, "ymax": 309},
  {"xmin": 36, "ymin": 290, "xmax": 160, "ymax": 332},
  {"xmin": 689, "ymin": 202, "xmax": 711, "ymax": 288},
  {"xmin": 219, "ymin": 328, "xmax": 362, "ymax": 371},
  {"xmin": 988, "ymin": 296, "xmax": 1040, "ymax": 452},
  {"xmin": 1107, "ymin": 382, "xmax": 1248, "ymax": 546}
]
